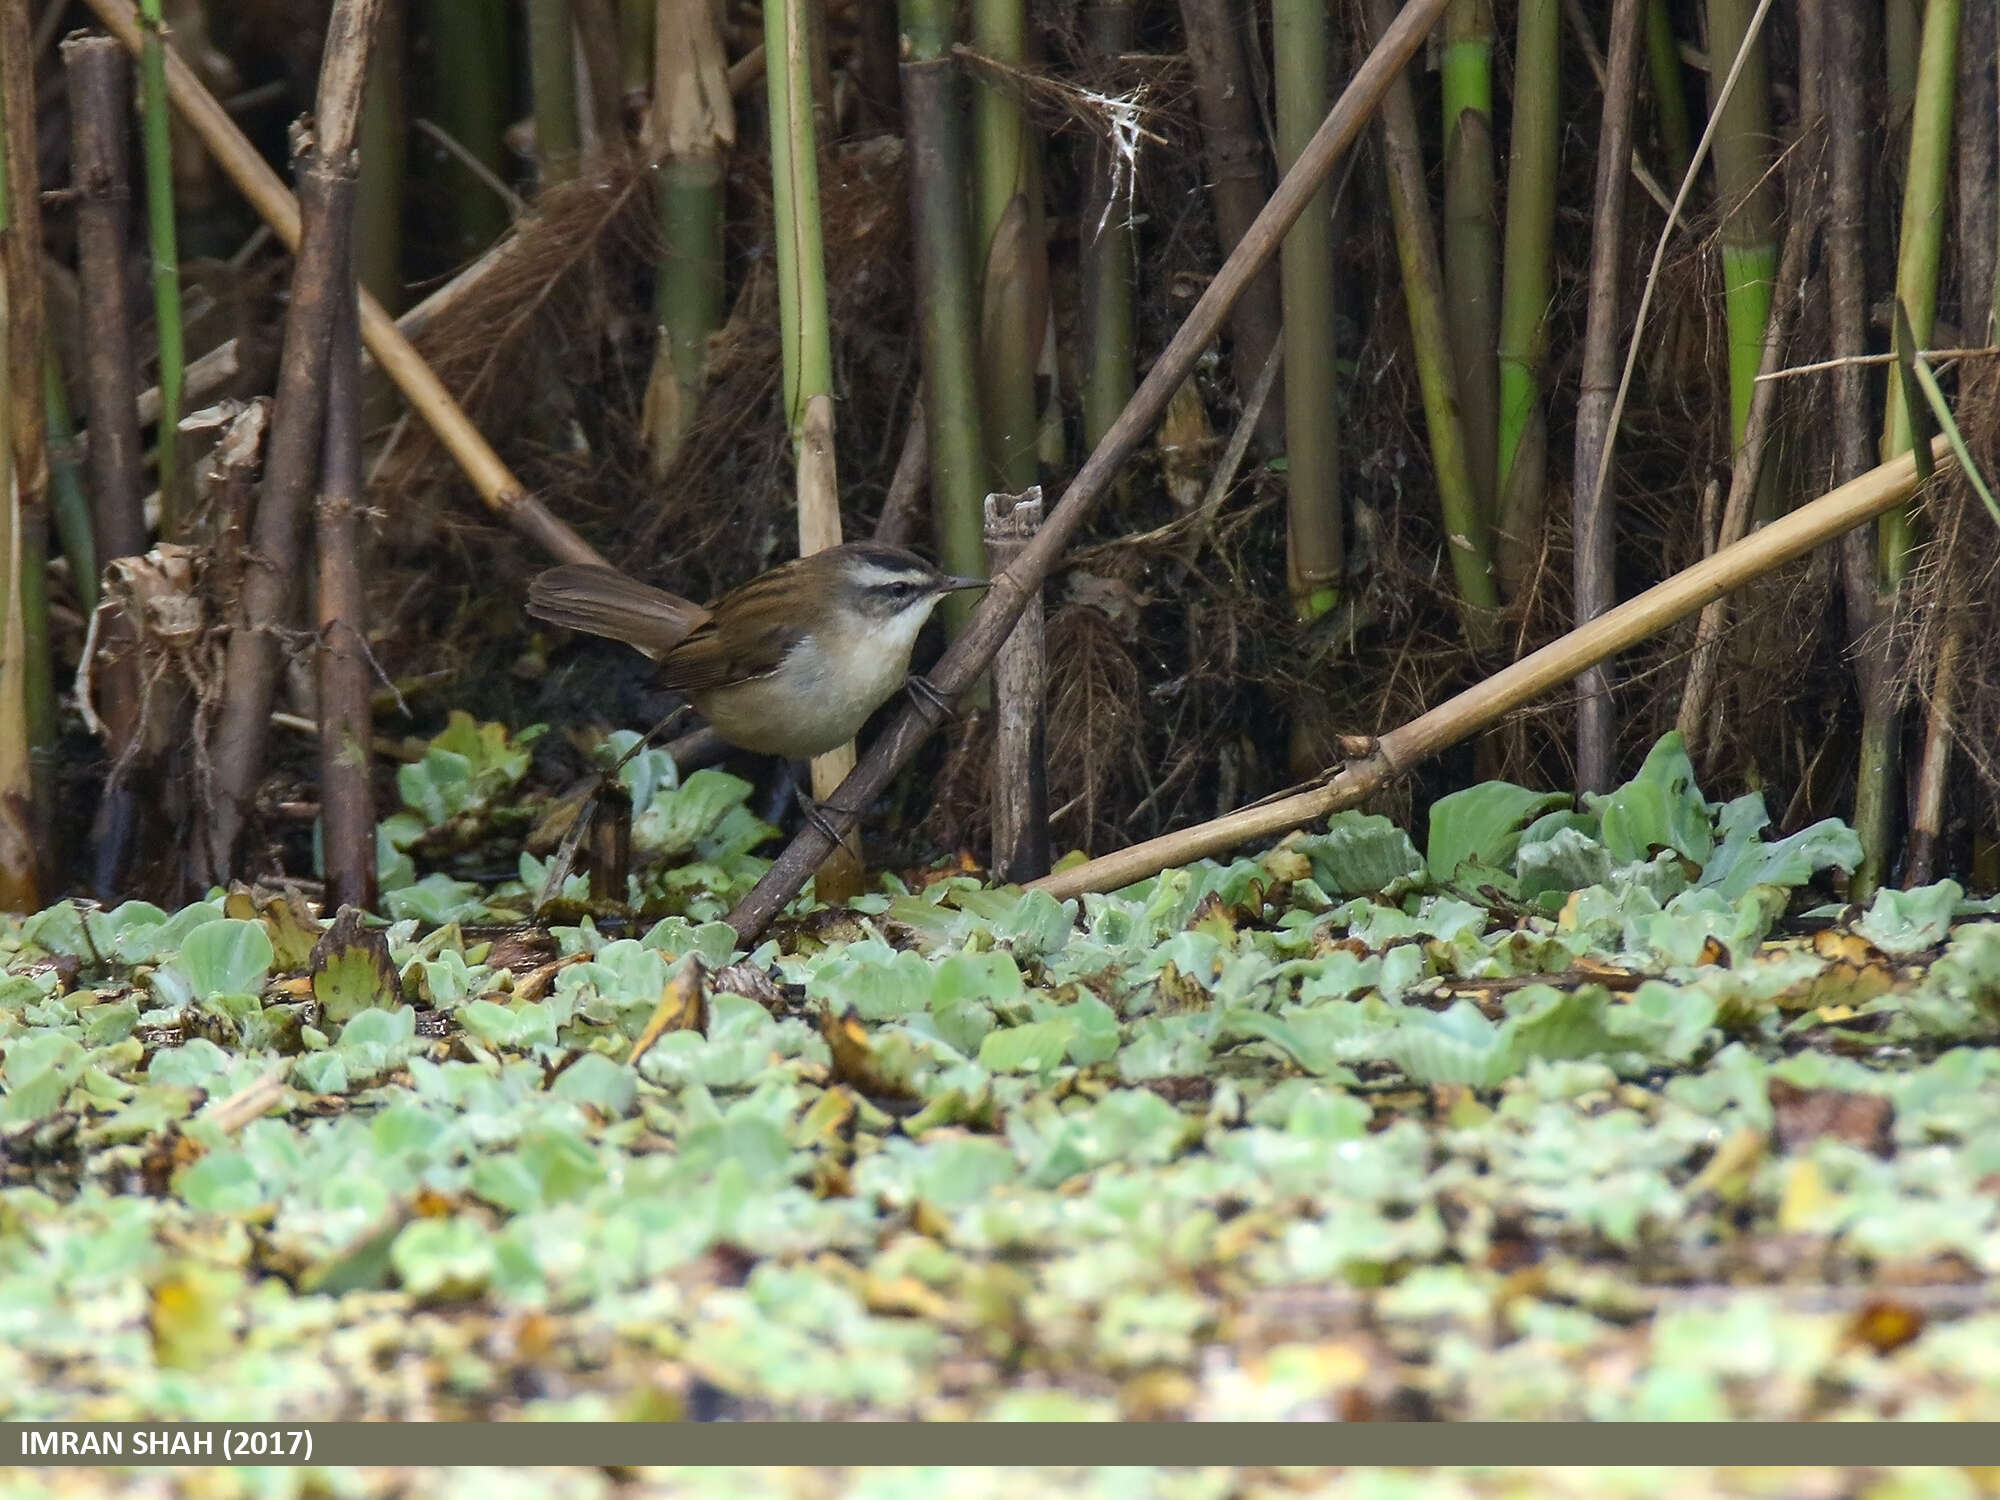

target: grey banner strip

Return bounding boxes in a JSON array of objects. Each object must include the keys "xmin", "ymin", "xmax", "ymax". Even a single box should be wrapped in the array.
[{"xmin": 5, "ymin": 1425, "xmax": 2000, "ymax": 1465}]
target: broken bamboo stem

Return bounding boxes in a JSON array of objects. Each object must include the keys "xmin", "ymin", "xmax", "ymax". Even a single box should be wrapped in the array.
[{"xmin": 985, "ymin": 487, "xmax": 1049, "ymax": 884}]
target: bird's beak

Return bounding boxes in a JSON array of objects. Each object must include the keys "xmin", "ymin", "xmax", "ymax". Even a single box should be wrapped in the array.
[{"xmin": 941, "ymin": 575, "xmax": 990, "ymax": 593}]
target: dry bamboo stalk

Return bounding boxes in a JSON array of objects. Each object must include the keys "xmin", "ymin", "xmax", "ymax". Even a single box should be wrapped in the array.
[
  {"xmin": 204, "ymin": 0, "xmax": 382, "ymax": 882},
  {"xmin": 0, "ymin": 0, "xmax": 45, "ymax": 523},
  {"xmin": 1029, "ymin": 437, "xmax": 1952, "ymax": 902},
  {"xmin": 799, "ymin": 391, "xmax": 865, "ymax": 897},
  {"xmin": 873, "ymin": 391, "xmax": 928, "ymax": 546},
  {"xmin": 77, "ymin": 0, "xmax": 608, "ymax": 570},
  {"xmin": 588, "ymin": 779, "xmax": 632, "ymax": 902},
  {"xmin": 1822, "ymin": 0, "xmax": 1880, "ymax": 661},
  {"xmin": 1570, "ymin": 0, "xmax": 1646, "ymax": 794},
  {"xmin": 984, "ymin": 487, "xmax": 1049, "ymax": 883},
  {"xmin": 0, "ymin": 0, "xmax": 49, "ymax": 909},
  {"xmin": 315, "ymin": 257, "xmax": 374, "ymax": 912},
  {"xmin": 66, "ymin": 39, "xmax": 147, "ymax": 567},
  {"xmin": 1176, "ymin": 0, "xmax": 1286, "ymax": 452},
  {"xmin": 66, "ymin": 35, "xmax": 152, "ymax": 896},
  {"xmin": 1905, "ymin": 619, "xmax": 1961, "ymax": 889}
]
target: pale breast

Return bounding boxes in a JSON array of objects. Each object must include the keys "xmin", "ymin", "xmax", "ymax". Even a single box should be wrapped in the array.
[{"xmin": 691, "ymin": 626, "xmax": 919, "ymax": 759}]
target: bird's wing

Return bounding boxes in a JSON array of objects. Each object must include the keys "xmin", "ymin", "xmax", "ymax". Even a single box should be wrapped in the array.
[
  {"xmin": 526, "ymin": 566, "xmax": 710, "ymax": 659},
  {"xmin": 660, "ymin": 609, "xmax": 803, "ymax": 694}
]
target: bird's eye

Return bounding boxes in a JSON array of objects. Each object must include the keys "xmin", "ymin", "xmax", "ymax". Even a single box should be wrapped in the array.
[{"xmin": 892, "ymin": 581, "xmax": 918, "ymax": 600}]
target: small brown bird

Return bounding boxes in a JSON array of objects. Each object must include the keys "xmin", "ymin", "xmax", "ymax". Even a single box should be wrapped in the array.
[{"xmin": 526, "ymin": 542, "xmax": 987, "ymax": 760}]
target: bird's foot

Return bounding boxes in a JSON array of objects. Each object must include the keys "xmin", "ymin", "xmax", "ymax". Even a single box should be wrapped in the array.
[
  {"xmin": 794, "ymin": 785, "xmax": 865, "ymax": 846},
  {"xmin": 906, "ymin": 673, "xmax": 956, "ymax": 726}
]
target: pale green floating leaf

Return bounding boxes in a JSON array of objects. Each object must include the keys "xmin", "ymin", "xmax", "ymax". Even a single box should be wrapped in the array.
[
  {"xmin": 1426, "ymin": 782, "xmax": 1571, "ymax": 885},
  {"xmin": 904, "ymin": 1135, "xmax": 1019, "ymax": 1209},
  {"xmin": 632, "ymin": 768, "xmax": 763, "ymax": 858},
  {"xmin": 382, "ymin": 874, "xmax": 493, "ymax": 927},
  {"xmin": 930, "ymin": 993, "xmax": 995, "ymax": 1057},
  {"xmin": 988, "ymin": 888, "xmax": 1077, "ymax": 958},
  {"xmin": 1388, "ymin": 1001, "xmax": 1511, "ymax": 1087},
  {"xmin": 637, "ymin": 918, "xmax": 743, "ymax": 966},
  {"xmin": 1856, "ymin": 879, "xmax": 1962, "ymax": 957},
  {"xmin": 165, "ymin": 919, "xmax": 273, "ymax": 1002},
  {"xmin": 549, "ymin": 1051, "xmax": 638, "ymax": 1115},
  {"xmin": 290, "ymin": 1051, "xmax": 349, "ymax": 1095},
  {"xmin": 1703, "ymin": 795, "xmax": 1861, "ymax": 900},
  {"xmin": 1293, "ymin": 812, "xmax": 1427, "ymax": 897},
  {"xmin": 1064, "ymin": 993, "xmax": 1121, "ymax": 1067},
  {"xmin": 1591, "ymin": 732, "xmax": 1713, "ymax": 866},
  {"xmin": 979, "ymin": 1018, "xmax": 1077, "ymax": 1075},
  {"xmin": 144, "ymin": 1036, "xmax": 233, "ymax": 1089},
  {"xmin": 392, "ymin": 1214, "xmax": 498, "ymax": 1297},
  {"xmin": 172, "ymin": 1148, "xmax": 266, "ymax": 1214}
]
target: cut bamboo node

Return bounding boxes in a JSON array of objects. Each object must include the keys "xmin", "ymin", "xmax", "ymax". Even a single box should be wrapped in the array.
[{"xmin": 984, "ymin": 486, "xmax": 1050, "ymax": 886}]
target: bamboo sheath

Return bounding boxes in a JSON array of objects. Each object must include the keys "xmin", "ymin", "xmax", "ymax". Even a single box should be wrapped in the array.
[
  {"xmin": 1030, "ymin": 436, "xmax": 1953, "ymax": 902},
  {"xmin": 78, "ymin": 0, "xmax": 608, "ymax": 569}
]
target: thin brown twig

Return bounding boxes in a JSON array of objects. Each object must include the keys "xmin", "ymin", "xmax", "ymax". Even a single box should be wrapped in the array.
[{"xmin": 1757, "ymin": 346, "xmax": 2000, "ymax": 381}]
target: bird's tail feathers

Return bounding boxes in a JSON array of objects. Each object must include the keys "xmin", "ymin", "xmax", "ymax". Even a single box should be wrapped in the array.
[{"xmin": 526, "ymin": 566, "xmax": 708, "ymax": 659}]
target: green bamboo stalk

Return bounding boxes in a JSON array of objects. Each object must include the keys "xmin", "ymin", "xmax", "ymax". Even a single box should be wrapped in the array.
[
  {"xmin": 619, "ymin": 0, "xmax": 654, "ymax": 95},
  {"xmin": 1644, "ymin": 0, "xmax": 1693, "ymax": 186},
  {"xmin": 767, "ymin": 0, "xmax": 863, "ymax": 896},
  {"xmin": 1442, "ymin": 0, "xmax": 1498, "ymax": 532},
  {"xmin": 1705, "ymin": 0, "xmax": 1777, "ymax": 452},
  {"xmin": 1275, "ymin": 0, "xmax": 1342, "ymax": 620},
  {"xmin": 423, "ymin": 0, "xmax": 511, "ymax": 258},
  {"xmin": 766, "ymin": 0, "xmax": 831, "ymax": 429},
  {"xmin": 1887, "ymin": 0, "xmax": 1922, "ymax": 126},
  {"xmin": 1494, "ymin": 0, "xmax": 1558, "ymax": 597},
  {"xmin": 972, "ymin": 0, "xmax": 1046, "ymax": 499},
  {"xmin": 642, "ymin": 0, "xmax": 733, "ymax": 479},
  {"xmin": 1371, "ymin": 0, "xmax": 1499, "ymax": 647},
  {"xmin": 357, "ymin": 0, "xmax": 406, "ymax": 311},
  {"xmin": 136, "ymin": 0, "xmax": 185, "ymax": 535},
  {"xmin": 1855, "ymin": 0, "xmax": 1962, "ymax": 900},
  {"xmin": 1879, "ymin": 0, "xmax": 1961, "ymax": 584},
  {"xmin": 1078, "ymin": 1, "xmax": 1136, "ymax": 460},
  {"xmin": 528, "ymin": 0, "xmax": 581, "ymax": 187},
  {"xmin": 42, "ymin": 348, "xmax": 95, "ymax": 617},
  {"xmin": 902, "ymin": 0, "xmax": 987, "ymax": 636}
]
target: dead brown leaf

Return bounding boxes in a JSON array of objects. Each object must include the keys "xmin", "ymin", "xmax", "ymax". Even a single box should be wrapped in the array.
[{"xmin": 1769, "ymin": 1077, "xmax": 1896, "ymax": 1158}]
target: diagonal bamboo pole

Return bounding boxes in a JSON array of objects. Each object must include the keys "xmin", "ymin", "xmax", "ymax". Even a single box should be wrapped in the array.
[
  {"xmin": 1030, "ymin": 437, "xmax": 1954, "ymax": 901},
  {"xmin": 724, "ymin": 0, "xmax": 1457, "ymax": 942},
  {"xmin": 78, "ymin": 0, "xmax": 607, "ymax": 570}
]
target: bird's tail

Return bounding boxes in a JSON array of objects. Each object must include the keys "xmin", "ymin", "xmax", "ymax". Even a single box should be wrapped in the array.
[{"xmin": 526, "ymin": 565, "xmax": 709, "ymax": 660}]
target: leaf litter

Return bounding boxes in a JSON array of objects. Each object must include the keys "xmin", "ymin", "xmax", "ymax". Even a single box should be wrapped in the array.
[{"xmin": 5, "ymin": 723, "xmax": 2000, "ymax": 1432}]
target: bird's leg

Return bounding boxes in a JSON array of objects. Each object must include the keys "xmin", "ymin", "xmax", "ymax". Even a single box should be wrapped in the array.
[
  {"xmin": 780, "ymin": 759, "xmax": 869, "ymax": 845},
  {"xmin": 905, "ymin": 673, "xmax": 957, "ymax": 726},
  {"xmin": 793, "ymin": 784, "xmax": 866, "ymax": 846}
]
